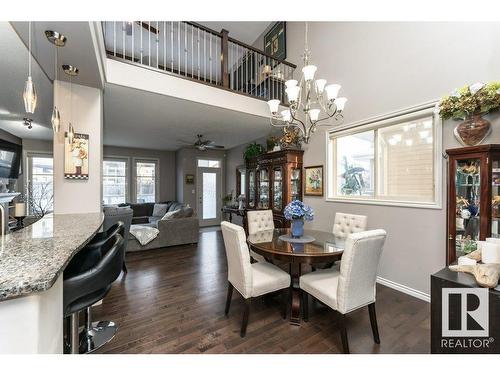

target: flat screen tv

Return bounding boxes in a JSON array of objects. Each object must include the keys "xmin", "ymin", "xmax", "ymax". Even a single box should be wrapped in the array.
[{"xmin": 0, "ymin": 139, "xmax": 22, "ymax": 179}]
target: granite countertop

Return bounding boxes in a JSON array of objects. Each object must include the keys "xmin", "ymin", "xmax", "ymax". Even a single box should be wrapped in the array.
[{"xmin": 0, "ymin": 212, "xmax": 103, "ymax": 301}]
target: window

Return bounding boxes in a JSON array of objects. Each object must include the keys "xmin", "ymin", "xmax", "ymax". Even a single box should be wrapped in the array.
[
  {"xmin": 135, "ymin": 159, "xmax": 158, "ymax": 203},
  {"xmin": 103, "ymin": 158, "xmax": 128, "ymax": 204},
  {"xmin": 328, "ymin": 107, "xmax": 441, "ymax": 208},
  {"xmin": 198, "ymin": 159, "xmax": 221, "ymax": 168},
  {"xmin": 26, "ymin": 154, "xmax": 54, "ymax": 215}
]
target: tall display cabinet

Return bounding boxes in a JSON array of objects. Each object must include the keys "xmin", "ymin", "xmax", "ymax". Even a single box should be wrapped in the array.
[
  {"xmin": 446, "ymin": 144, "xmax": 500, "ymax": 265},
  {"xmin": 246, "ymin": 149, "xmax": 304, "ymax": 227}
]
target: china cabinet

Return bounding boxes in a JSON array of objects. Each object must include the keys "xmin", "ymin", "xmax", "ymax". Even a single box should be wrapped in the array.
[
  {"xmin": 245, "ymin": 149, "xmax": 304, "ymax": 227},
  {"xmin": 446, "ymin": 144, "xmax": 500, "ymax": 265}
]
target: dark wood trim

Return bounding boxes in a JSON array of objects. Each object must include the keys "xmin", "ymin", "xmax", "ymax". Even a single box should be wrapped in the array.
[
  {"xmin": 136, "ymin": 21, "xmax": 159, "ymax": 35},
  {"xmin": 221, "ymin": 29, "xmax": 229, "ymax": 89},
  {"xmin": 184, "ymin": 21, "xmax": 222, "ymax": 37}
]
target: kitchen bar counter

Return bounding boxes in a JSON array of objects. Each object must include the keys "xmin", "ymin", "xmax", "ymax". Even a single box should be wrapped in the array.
[
  {"xmin": 0, "ymin": 212, "xmax": 103, "ymax": 353},
  {"xmin": 0, "ymin": 212, "xmax": 103, "ymax": 301}
]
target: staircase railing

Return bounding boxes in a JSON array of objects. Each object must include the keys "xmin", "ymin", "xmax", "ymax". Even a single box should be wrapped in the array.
[{"xmin": 102, "ymin": 21, "xmax": 296, "ymax": 102}]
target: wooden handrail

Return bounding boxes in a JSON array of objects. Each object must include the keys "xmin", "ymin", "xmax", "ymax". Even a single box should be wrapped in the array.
[{"xmin": 184, "ymin": 21, "xmax": 222, "ymax": 37}]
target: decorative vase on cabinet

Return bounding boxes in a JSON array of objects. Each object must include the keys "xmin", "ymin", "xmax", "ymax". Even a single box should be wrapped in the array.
[{"xmin": 446, "ymin": 144, "xmax": 500, "ymax": 265}]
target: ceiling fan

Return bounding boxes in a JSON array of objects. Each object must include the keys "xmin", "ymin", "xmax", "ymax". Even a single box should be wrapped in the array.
[{"xmin": 181, "ymin": 134, "xmax": 224, "ymax": 151}]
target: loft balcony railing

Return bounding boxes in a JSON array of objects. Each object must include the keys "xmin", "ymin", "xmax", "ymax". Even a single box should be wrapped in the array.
[{"xmin": 102, "ymin": 21, "xmax": 296, "ymax": 103}]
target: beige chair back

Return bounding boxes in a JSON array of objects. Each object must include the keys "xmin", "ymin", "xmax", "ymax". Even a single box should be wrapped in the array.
[
  {"xmin": 337, "ymin": 229, "xmax": 387, "ymax": 314},
  {"xmin": 247, "ymin": 210, "xmax": 274, "ymax": 235},
  {"xmin": 333, "ymin": 212, "xmax": 368, "ymax": 238},
  {"xmin": 221, "ymin": 221, "xmax": 253, "ymax": 298}
]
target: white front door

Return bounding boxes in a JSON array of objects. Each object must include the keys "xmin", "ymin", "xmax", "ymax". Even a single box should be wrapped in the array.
[{"xmin": 197, "ymin": 167, "xmax": 222, "ymax": 227}]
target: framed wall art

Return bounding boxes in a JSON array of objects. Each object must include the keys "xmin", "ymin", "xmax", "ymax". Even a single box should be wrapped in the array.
[
  {"xmin": 304, "ymin": 165, "xmax": 323, "ymax": 196},
  {"xmin": 64, "ymin": 133, "xmax": 89, "ymax": 180},
  {"xmin": 264, "ymin": 22, "xmax": 286, "ymax": 61}
]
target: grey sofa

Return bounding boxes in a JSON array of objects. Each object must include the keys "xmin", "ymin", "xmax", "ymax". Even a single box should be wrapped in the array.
[{"xmin": 122, "ymin": 201, "xmax": 199, "ymax": 252}]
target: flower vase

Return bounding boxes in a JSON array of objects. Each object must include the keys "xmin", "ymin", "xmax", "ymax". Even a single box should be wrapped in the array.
[
  {"xmin": 291, "ymin": 219, "xmax": 304, "ymax": 238},
  {"xmin": 454, "ymin": 113, "xmax": 491, "ymax": 146}
]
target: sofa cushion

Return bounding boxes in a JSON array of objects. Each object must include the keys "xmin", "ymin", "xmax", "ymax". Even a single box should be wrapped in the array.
[
  {"xmin": 148, "ymin": 216, "xmax": 161, "ymax": 226},
  {"xmin": 152, "ymin": 203, "xmax": 169, "ymax": 217},
  {"xmin": 180, "ymin": 206, "xmax": 194, "ymax": 218},
  {"xmin": 161, "ymin": 209, "xmax": 183, "ymax": 220},
  {"xmin": 168, "ymin": 202, "xmax": 183, "ymax": 212}
]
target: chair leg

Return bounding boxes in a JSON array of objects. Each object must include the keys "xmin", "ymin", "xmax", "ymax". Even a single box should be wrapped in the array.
[
  {"xmin": 240, "ymin": 298, "xmax": 251, "ymax": 337},
  {"xmin": 302, "ymin": 291, "xmax": 309, "ymax": 322},
  {"xmin": 122, "ymin": 261, "xmax": 128, "ymax": 274},
  {"xmin": 224, "ymin": 283, "xmax": 234, "ymax": 316},
  {"xmin": 281, "ymin": 289, "xmax": 287, "ymax": 319},
  {"xmin": 339, "ymin": 313, "xmax": 349, "ymax": 354},
  {"xmin": 368, "ymin": 302, "xmax": 380, "ymax": 344}
]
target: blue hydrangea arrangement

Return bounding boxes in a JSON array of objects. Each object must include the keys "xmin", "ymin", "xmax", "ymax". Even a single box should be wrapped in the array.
[{"xmin": 283, "ymin": 200, "xmax": 314, "ymax": 221}]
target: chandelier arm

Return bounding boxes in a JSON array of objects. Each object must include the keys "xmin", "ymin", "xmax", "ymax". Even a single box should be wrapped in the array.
[
  {"xmin": 270, "ymin": 116, "xmax": 290, "ymax": 128},
  {"xmin": 289, "ymin": 108, "xmax": 307, "ymax": 137}
]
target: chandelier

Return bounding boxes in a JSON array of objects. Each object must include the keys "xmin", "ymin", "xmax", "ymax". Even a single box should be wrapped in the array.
[{"xmin": 267, "ymin": 22, "xmax": 347, "ymax": 144}]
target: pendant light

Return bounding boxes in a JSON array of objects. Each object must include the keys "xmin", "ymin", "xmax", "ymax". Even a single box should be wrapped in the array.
[
  {"xmin": 63, "ymin": 64, "xmax": 79, "ymax": 145},
  {"xmin": 23, "ymin": 21, "xmax": 37, "ymax": 114},
  {"xmin": 45, "ymin": 30, "xmax": 67, "ymax": 133}
]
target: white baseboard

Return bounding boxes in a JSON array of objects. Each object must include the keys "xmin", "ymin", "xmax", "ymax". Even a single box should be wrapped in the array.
[{"xmin": 376, "ymin": 276, "xmax": 430, "ymax": 303}]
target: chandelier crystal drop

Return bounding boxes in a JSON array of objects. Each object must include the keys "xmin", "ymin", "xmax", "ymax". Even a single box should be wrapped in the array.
[
  {"xmin": 267, "ymin": 22, "xmax": 347, "ymax": 144},
  {"xmin": 23, "ymin": 22, "xmax": 37, "ymax": 115}
]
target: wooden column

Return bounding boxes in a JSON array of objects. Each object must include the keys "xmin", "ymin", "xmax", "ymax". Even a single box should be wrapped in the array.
[{"xmin": 221, "ymin": 29, "xmax": 229, "ymax": 88}]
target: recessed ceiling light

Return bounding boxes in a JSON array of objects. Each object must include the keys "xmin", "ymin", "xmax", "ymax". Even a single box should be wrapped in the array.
[{"xmin": 405, "ymin": 139, "xmax": 413, "ymax": 146}]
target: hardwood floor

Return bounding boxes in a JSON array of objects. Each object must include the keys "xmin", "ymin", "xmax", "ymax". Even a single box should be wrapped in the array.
[{"xmin": 93, "ymin": 228, "xmax": 430, "ymax": 354}]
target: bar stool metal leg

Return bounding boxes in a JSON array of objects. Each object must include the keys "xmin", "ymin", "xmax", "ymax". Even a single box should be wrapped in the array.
[
  {"xmin": 70, "ymin": 312, "xmax": 79, "ymax": 354},
  {"xmin": 79, "ymin": 306, "xmax": 118, "ymax": 354}
]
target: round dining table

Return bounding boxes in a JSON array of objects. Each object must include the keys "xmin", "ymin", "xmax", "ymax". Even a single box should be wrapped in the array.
[{"xmin": 247, "ymin": 228, "xmax": 345, "ymax": 325}]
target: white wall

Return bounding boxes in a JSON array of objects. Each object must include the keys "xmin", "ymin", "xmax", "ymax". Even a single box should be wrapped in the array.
[
  {"xmin": 283, "ymin": 22, "xmax": 500, "ymax": 297},
  {"xmin": 53, "ymin": 80, "xmax": 103, "ymax": 214}
]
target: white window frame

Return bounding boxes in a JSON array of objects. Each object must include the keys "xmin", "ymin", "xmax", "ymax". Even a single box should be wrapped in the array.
[
  {"xmin": 326, "ymin": 104, "xmax": 442, "ymax": 209},
  {"xmin": 132, "ymin": 157, "xmax": 160, "ymax": 203},
  {"xmin": 24, "ymin": 151, "xmax": 54, "ymax": 216},
  {"xmin": 102, "ymin": 156, "xmax": 130, "ymax": 204}
]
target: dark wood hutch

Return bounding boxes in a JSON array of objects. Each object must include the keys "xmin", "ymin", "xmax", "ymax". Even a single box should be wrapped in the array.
[
  {"xmin": 245, "ymin": 149, "xmax": 304, "ymax": 227},
  {"xmin": 446, "ymin": 144, "xmax": 500, "ymax": 265}
]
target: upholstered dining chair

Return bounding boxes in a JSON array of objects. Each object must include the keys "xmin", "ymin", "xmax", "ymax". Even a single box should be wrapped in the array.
[
  {"xmin": 247, "ymin": 210, "xmax": 274, "ymax": 262},
  {"xmin": 299, "ymin": 229, "xmax": 387, "ymax": 353},
  {"xmin": 221, "ymin": 221, "xmax": 291, "ymax": 337},
  {"xmin": 332, "ymin": 212, "xmax": 368, "ymax": 238}
]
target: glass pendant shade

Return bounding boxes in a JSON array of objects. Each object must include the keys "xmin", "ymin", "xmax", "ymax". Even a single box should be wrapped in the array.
[
  {"xmin": 23, "ymin": 76, "xmax": 37, "ymax": 114},
  {"xmin": 309, "ymin": 109, "xmax": 321, "ymax": 122},
  {"xmin": 285, "ymin": 86, "xmax": 300, "ymax": 103},
  {"xmin": 67, "ymin": 123, "xmax": 75, "ymax": 145},
  {"xmin": 325, "ymin": 84, "xmax": 341, "ymax": 101},
  {"xmin": 302, "ymin": 65, "xmax": 317, "ymax": 81},
  {"xmin": 335, "ymin": 97, "xmax": 348, "ymax": 111},
  {"xmin": 281, "ymin": 109, "xmax": 291, "ymax": 123},
  {"xmin": 51, "ymin": 106, "xmax": 61, "ymax": 132},
  {"xmin": 285, "ymin": 79, "xmax": 298, "ymax": 89},
  {"xmin": 267, "ymin": 99, "xmax": 280, "ymax": 114},
  {"xmin": 315, "ymin": 79, "xmax": 327, "ymax": 94}
]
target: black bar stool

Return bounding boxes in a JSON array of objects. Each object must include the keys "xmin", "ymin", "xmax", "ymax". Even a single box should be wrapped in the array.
[{"xmin": 63, "ymin": 233, "xmax": 124, "ymax": 354}]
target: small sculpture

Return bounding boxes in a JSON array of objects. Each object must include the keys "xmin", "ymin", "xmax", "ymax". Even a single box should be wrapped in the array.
[{"xmin": 449, "ymin": 250, "xmax": 500, "ymax": 288}]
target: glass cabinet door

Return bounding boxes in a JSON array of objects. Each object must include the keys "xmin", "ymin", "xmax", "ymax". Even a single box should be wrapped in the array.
[
  {"xmin": 273, "ymin": 166, "xmax": 283, "ymax": 211},
  {"xmin": 290, "ymin": 167, "xmax": 301, "ymax": 201},
  {"xmin": 454, "ymin": 159, "xmax": 481, "ymax": 258},
  {"xmin": 259, "ymin": 168, "xmax": 270, "ymax": 209},
  {"xmin": 491, "ymin": 156, "xmax": 500, "ymax": 239},
  {"xmin": 248, "ymin": 170, "xmax": 256, "ymax": 208}
]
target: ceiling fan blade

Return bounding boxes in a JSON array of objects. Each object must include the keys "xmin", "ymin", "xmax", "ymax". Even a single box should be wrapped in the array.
[{"xmin": 206, "ymin": 144, "xmax": 225, "ymax": 149}]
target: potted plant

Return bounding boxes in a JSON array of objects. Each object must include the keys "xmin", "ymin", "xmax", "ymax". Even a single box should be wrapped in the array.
[
  {"xmin": 266, "ymin": 136, "xmax": 279, "ymax": 152},
  {"xmin": 439, "ymin": 81, "xmax": 500, "ymax": 146},
  {"xmin": 243, "ymin": 142, "xmax": 265, "ymax": 161},
  {"xmin": 283, "ymin": 200, "xmax": 314, "ymax": 238}
]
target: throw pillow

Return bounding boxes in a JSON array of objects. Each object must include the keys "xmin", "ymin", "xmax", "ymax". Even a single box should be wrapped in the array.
[
  {"xmin": 152, "ymin": 203, "xmax": 169, "ymax": 217},
  {"xmin": 161, "ymin": 209, "xmax": 181, "ymax": 220},
  {"xmin": 181, "ymin": 207, "xmax": 194, "ymax": 217}
]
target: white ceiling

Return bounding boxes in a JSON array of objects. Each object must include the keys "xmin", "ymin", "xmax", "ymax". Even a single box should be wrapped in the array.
[
  {"xmin": 199, "ymin": 22, "xmax": 272, "ymax": 46},
  {"xmin": 0, "ymin": 22, "xmax": 53, "ymax": 141},
  {"xmin": 103, "ymin": 83, "xmax": 272, "ymax": 151},
  {"xmin": 10, "ymin": 21, "xmax": 102, "ymax": 89}
]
